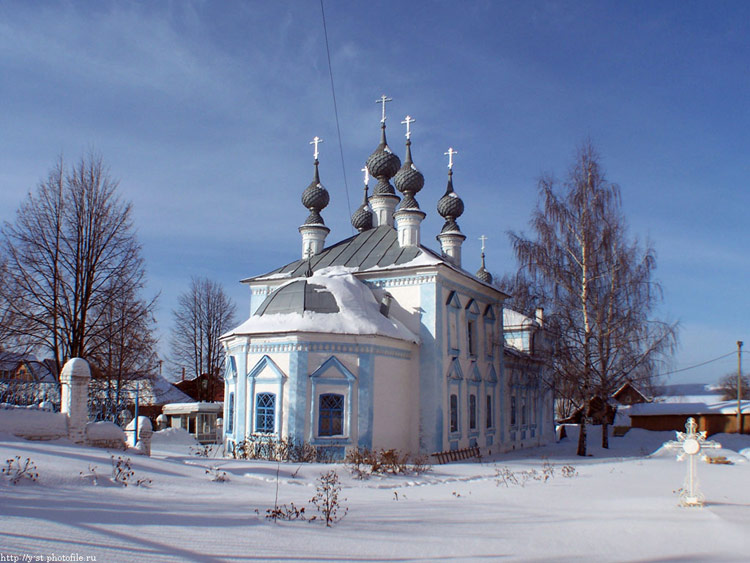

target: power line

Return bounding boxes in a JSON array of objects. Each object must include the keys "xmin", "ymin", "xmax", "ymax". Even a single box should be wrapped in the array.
[
  {"xmin": 319, "ymin": 0, "xmax": 353, "ymax": 230},
  {"xmin": 654, "ymin": 351, "xmax": 738, "ymax": 377}
]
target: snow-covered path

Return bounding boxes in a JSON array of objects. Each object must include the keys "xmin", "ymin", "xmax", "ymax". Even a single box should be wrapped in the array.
[{"xmin": 2, "ymin": 429, "xmax": 749, "ymax": 562}]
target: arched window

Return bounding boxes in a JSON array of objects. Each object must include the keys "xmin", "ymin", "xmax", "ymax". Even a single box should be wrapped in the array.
[
  {"xmin": 469, "ymin": 394, "xmax": 477, "ymax": 430},
  {"xmin": 450, "ymin": 393, "xmax": 459, "ymax": 433},
  {"xmin": 227, "ymin": 392, "xmax": 235, "ymax": 434},
  {"xmin": 255, "ymin": 393, "xmax": 276, "ymax": 433},
  {"xmin": 319, "ymin": 393, "xmax": 344, "ymax": 436}
]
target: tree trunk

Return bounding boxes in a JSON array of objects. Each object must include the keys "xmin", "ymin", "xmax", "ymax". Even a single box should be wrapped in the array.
[
  {"xmin": 577, "ymin": 416, "xmax": 587, "ymax": 456},
  {"xmin": 601, "ymin": 420, "xmax": 609, "ymax": 449}
]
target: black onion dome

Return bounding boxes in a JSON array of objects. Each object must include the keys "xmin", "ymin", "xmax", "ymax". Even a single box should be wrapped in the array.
[
  {"xmin": 394, "ymin": 140, "xmax": 425, "ymax": 202},
  {"xmin": 366, "ymin": 124, "xmax": 401, "ymax": 182},
  {"xmin": 301, "ymin": 160, "xmax": 330, "ymax": 222},
  {"xmin": 476, "ymin": 254, "xmax": 493, "ymax": 283},
  {"xmin": 351, "ymin": 186, "xmax": 373, "ymax": 232},
  {"xmin": 437, "ymin": 170, "xmax": 464, "ymax": 220}
]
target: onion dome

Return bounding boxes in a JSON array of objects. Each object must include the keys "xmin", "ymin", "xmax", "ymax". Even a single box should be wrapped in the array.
[
  {"xmin": 301, "ymin": 159, "xmax": 330, "ymax": 225},
  {"xmin": 394, "ymin": 138, "xmax": 425, "ymax": 210},
  {"xmin": 476, "ymin": 252, "xmax": 493, "ymax": 284},
  {"xmin": 366, "ymin": 123, "xmax": 401, "ymax": 195},
  {"xmin": 437, "ymin": 169, "xmax": 464, "ymax": 233},
  {"xmin": 351, "ymin": 185, "xmax": 374, "ymax": 232}
]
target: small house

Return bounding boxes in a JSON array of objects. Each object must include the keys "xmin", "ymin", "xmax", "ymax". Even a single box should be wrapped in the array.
[{"xmin": 162, "ymin": 402, "xmax": 223, "ymax": 443}]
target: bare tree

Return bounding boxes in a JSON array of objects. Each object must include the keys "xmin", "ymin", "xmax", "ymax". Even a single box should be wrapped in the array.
[
  {"xmin": 715, "ymin": 372, "xmax": 750, "ymax": 401},
  {"xmin": 87, "ymin": 284, "xmax": 159, "ymax": 421},
  {"xmin": 0, "ymin": 154, "xmax": 157, "ymax": 380},
  {"xmin": 510, "ymin": 143, "xmax": 677, "ymax": 455},
  {"xmin": 170, "ymin": 277, "xmax": 236, "ymax": 401}
]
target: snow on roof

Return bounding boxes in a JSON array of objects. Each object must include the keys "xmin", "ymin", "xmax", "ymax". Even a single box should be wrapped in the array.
[
  {"xmin": 503, "ymin": 309, "xmax": 535, "ymax": 329},
  {"xmin": 651, "ymin": 383, "xmax": 723, "ymax": 404},
  {"xmin": 224, "ymin": 266, "xmax": 419, "ymax": 344},
  {"xmin": 627, "ymin": 400, "xmax": 750, "ymax": 416},
  {"xmin": 163, "ymin": 402, "xmax": 224, "ymax": 415}
]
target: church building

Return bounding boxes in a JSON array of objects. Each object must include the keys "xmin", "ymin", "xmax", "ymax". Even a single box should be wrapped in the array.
[{"xmin": 221, "ymin": 99, "xmax": 554, "ymax": 458}]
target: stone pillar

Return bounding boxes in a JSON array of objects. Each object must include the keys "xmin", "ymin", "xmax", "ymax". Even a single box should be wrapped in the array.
[
  {"xmin": 126, "ymin": 416, "xmax": 153, "ymax": 456},
  {"xmin": 60, "ymin": 357, "xmax": 91, "ymax": 445}
]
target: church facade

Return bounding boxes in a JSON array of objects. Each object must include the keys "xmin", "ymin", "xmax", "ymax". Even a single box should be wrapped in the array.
[{"xmin": 221, "ymin": 102, "xmax": 554, "ymax": 457}]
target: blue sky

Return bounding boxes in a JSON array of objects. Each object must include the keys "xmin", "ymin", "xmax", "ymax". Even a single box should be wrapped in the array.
[{"xmin": 1, "ymin": 1, "xmax": 747, "ymax": 384}]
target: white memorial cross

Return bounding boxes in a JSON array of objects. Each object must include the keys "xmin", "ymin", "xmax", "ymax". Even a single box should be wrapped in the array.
[{"xmin": 663, "ymin": 417, "xmax": 721, "ymax": 507}]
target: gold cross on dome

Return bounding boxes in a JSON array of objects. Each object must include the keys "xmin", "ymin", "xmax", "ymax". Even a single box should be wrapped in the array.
[
  {"xmin": 444, "ymin": 147, "xmax": 458, "ymax": 169},
  {"xmin": 376, "ymin": 95, "xmax": 393, "ymax": 123},
  {"xmin": 401, "ymin": 115, "xmax": 415, "ymax": 139},
  {"xmin": 479, "ymin": 235, "xmax": 488, "ymax": 253},
  {"xmin": 310, "ymin": 136, "xmax": 323, "ymax": 160}
]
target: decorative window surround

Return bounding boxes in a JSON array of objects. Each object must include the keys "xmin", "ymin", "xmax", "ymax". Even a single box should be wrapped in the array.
[
  {"xmin": 309, "ymin": 356, "xmax": 356, "ymax": 444},
  {"xmin": 465, "ymin": 299, "xmax": 480, "ymax": 359},
  {"xmin": 246, "ymin": 355, "xmax": 287, "ymax": 438},
  {"xmin": 446, "ymin": 291, "xmax": 461, "ymax": 355}
]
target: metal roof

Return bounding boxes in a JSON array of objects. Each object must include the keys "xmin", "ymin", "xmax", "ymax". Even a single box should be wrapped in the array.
[
  {"xmin": 253, "ymin": 225, "xmax": 423, "ymax": 280},
  {"xmin": 254, "ymin": 280, "xmax": 340, "ymax": 316}
]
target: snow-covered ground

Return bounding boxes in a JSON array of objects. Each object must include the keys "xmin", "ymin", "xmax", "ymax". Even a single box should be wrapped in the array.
[{"xmin": 2, "ymin": 427, "xmax": 750, "ymax": 562}]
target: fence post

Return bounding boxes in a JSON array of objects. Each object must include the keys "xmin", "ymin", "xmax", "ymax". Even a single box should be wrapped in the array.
[{"xmin": 60, "ymin": 358, "xmax": 91, "ymax": 444}]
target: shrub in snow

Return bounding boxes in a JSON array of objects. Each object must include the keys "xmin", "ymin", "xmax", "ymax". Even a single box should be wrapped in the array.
[
  {"xmin": 1, "ymin": 455, "xmax": 39, "ymax": 484},
  {"xmin": 345, "ymin": 447, "xmax": 431, "ymax": 479},
  {"xmin": 494, "ymin": 460, "xmax": 576, "ymax": 488},
  {"xmin": 110, "ymin": 455, "xmax": 151, "ymax": 487},
  {"xmin": 266, "ymin": 502, "xmax": 306, "ymax": 521},
  {"xmin": 205, "ymin": 466, "xmax": 229, "ymax": 482},
  {"xmin": 561, "ymin": 465, "xmax": 578, "ymax": 478},
  {"xmin": 310, "ymin": 470, "xmax": 347, "ymax": 527},
  {"xmin": 233, "ymin": 436, "xmax": 317, "ymax": 463},
  {"xmin": 191, "ymin": 444, "xmax": 213, "ymax": 458}
]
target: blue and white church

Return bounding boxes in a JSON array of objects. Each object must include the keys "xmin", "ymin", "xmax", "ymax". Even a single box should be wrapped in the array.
[{"xmin": 221, "ymin": 99, "xmax": 554, "ymax": 458}]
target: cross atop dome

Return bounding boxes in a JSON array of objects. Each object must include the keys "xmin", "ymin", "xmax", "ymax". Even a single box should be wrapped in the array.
[
  {"xmin": 401, "ymin": 115, "xmax": 415, "ymax": 139},
  {"xmin": 445, "ymin": 147, "xmax": 458, "ymax": 170},
  {"xmin": 310, "ymin": 136, "xmax": 323, "ymax": 161},
  {"xmin": 376, "ymin": 94, "xmax": 393, "ymax": 123}
]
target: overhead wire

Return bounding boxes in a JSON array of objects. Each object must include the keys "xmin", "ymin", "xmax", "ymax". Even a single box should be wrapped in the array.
[
  {"xmin": 653, "ymin": 351, "xmax": 740, "ymax": 377},
  {"xmin": 319, "ymin": 0, "xmax": 353, "ymax": 231}
]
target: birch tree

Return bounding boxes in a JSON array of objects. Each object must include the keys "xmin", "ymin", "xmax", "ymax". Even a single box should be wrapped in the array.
[{"xmin": 510, "ymin": 144, "xmax": 677, "ymax": 455}]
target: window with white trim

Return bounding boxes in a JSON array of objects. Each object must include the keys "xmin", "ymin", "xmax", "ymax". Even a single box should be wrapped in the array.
[
  {"xmin": 318, "ymin": 393, "xmax": 344, "ymax": 437},
  {"xmin": 255, "ymin": 392, "xmax": 276, "ymax": 433}
]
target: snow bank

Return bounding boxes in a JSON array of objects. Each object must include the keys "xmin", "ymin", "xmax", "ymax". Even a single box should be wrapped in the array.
[
  {"xmin": 0, "ymin": 406, "xmax": 67, "ymax": 440},
  {"xmin": 151, "ymin": 427, "xmax": 200, "ymax": 446},
  {"xmin": 85, "ymin": 421, "xmax": 126, "ymax": 450}
]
